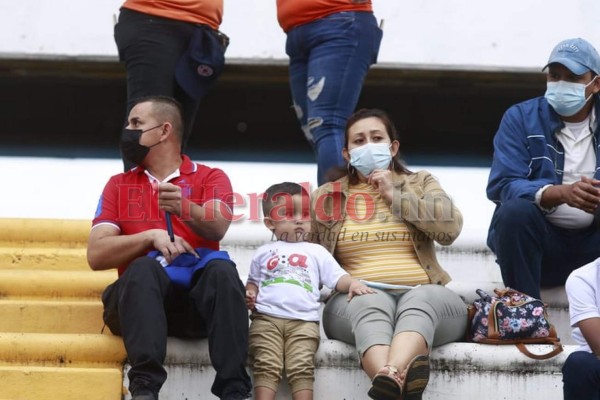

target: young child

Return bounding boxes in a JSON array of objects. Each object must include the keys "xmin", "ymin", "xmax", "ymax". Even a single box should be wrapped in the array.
[{"xmin": 245, "ymin": 182, "xmax": 373, "ymax": 400}]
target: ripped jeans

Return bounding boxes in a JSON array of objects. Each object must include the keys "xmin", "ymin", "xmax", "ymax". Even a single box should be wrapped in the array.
[{"xmin": 285, "ymin": 11, "xmax": 383, "ymax": 184}]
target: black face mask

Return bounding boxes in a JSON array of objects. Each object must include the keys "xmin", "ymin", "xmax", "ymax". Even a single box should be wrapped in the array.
[{"xmin": 120, "ymin": 124, "xmax": 162, "ymax": 166}]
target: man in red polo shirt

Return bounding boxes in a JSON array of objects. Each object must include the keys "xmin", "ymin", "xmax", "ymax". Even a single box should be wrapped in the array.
[{"xmin": 87, "ymin": 96, "xmax": 251, "ymax": 400}]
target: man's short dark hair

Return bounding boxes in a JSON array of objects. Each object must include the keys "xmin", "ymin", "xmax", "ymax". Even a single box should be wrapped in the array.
[
  {"xmin": 132, "ymin": 95, "xmax": 184, "ymax": 140},
  {"xmin": 262, "ymin": 182, "xmax": 309, "ymax": 218}
]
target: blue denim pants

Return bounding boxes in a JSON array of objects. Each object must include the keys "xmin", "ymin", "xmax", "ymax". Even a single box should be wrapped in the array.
[
  {"xmin": 487, "ymin": 198, "xmax": 600, "ymax": 299},
  {"xmin": 285, "ymin": 11, "xmax": 383, "ymax": 184},
  {"xmin": 563, "ymin": 351, "xmax": 600, "ymax": 400}
]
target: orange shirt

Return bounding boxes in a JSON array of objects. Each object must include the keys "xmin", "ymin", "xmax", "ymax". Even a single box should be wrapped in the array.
[
  {"xmin": 122, "ymin": 0, "xmax": 223, "ymax": 30},
  {"xmin": 277, "ymin": 0, "xmax": 372, "ymax": 32}
]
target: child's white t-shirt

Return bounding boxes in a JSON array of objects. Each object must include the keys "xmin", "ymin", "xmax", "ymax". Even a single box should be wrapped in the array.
[
  {"xmin": 247, "ymin": 240, "xmax": 348, "ymax": 322},
  {"xmin": 565, "ymin": 258, "xmax": 600, "ymax": 352}
]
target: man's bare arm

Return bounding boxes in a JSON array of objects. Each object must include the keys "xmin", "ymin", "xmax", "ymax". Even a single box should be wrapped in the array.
[
  {"xmin": 87, "ymin": 224, "xmax": 196, "ymax": 270},
  {"xmin": 577, "ymin": 317, "xmax": 600, "ymax": 355}
]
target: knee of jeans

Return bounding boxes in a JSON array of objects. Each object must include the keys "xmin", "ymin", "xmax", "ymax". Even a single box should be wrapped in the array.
[
  {"xmin": 301, "ymin": 124, "xmax": 313, "ymax": 142},
  {"xmin": 307, "ymin": 117, "xmax": 324, "ymax": 140},
  {"xmin": 308, "ymin": 114, "xmax": 346, "ymax": 136}
]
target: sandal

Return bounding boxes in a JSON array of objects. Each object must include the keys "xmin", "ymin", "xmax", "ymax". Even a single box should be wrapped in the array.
[
  {"xmin": 368, "ymin": 365, "xmax": 403, "ymax": 400},
  {"xmin": 403, "ymin": 354, "xmax": 430, "ymax": 400}
]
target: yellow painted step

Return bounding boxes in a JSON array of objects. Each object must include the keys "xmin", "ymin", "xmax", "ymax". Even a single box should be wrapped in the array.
[
  {"xmin": 0, "ymin": 365, "xmax": 124, "ymax": 400},
  {"xmin": 0, "ymin": 218, "xmax": 89, "ymax": 247},
  {"xmin": 0, "ymin": 247, "xmax": 88, "ymax": 271},
  {"xmin": 0, "ymin": 270, "xmax": 116, "ymax": 299},
  {"xmin": 0, "ymin": 332, "xmax": 125, "ymax": 368},
  {"xmin": 0, "ymin": 300, "xmax": 105, "ymax": 334}
]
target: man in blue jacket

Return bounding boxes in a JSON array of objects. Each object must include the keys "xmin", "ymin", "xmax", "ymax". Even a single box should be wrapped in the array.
[{"xmin": 487, "ymin": 38, "xmax": 600, "ymax": 299}]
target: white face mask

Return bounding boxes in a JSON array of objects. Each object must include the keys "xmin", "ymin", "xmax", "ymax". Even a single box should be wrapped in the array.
[
  {"xmin": 544, "ymin": 76, "xmax": 597, "ymax": 117},
  {"xmin": 349, "ymin": 142, "xmax": 392, "ymax": 176}
]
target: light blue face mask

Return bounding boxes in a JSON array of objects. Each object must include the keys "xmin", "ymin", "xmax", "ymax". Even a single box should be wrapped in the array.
[
  {"xmin": 349, "ymin": 142, "xmax": 392, "ymax": 176},
  {"xmin": 544, "ymin": 77, "xmax": 597, "ymax": 117}
]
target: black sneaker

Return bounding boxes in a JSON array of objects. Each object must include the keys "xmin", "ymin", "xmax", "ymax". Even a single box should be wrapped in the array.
[{"xmin": 222, "ymin": 391, "xmax": 251, "ymax": 400}]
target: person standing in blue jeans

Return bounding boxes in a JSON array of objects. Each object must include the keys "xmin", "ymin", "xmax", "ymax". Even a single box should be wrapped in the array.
[
  {"xmin": 563, "ymin": 259, "xmax": 600, "ymax": 399},
  {"xmin": 486, "ymin": 37, "xmax": 600, "ymax": 300},
  {"xmin": 276, "ymin": 0, "xmax": 383, "ymax": 184}
]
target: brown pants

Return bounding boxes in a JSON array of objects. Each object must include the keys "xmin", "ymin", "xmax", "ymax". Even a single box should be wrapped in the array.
[{"xmin": 248, "ymin": 313, "xmax": 320, "ymax": 393}]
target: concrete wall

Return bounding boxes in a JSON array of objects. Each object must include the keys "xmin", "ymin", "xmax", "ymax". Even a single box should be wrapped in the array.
[
  {"xmin": 2, "ymin": 0, "xmax": 600, "ymax": 69},
  {"xmin": 0, "ymin": 157, "xmax": 493, "ymax": 249}
]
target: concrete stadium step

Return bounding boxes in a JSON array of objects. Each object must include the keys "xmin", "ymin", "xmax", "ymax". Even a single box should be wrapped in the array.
[
  {"xmin": 0, "ymin": 299, "xmax": 104, "ymax": 334},
  {"xmin": 0, "ymin": 217, "xmax": 577, "ymax": 399},
  {"xmin": 0, "ymin": 269, "xmax": 115, "ymax": 334},
  {"xmin": 0, "ymin": 246, "xmax": 88, "ymax": 271},
  {"xmin": 0, "ymin": 269, "xmax": 116, "ymax": 298},
  {"xmin": 0, "ymin": 218, "xmax": 574, "ymax": 345},
  {"xmin": 0, "ymin": 332, "xmax": 126, "ymax": 399},
  {"xmin": 0, "ymin": 365, "xmax": 124, "ymax": 400},
  {"xmin": 134, "ymin": 282, "xmax": 572, "ymax": 399},
  {"xmin": 0, "ymin": 218, "xmax": 89, "ymax": 247},
  {"xmin": 133, "ymin": 338, "xmax": 575, "ymax": 400},
  {"xmin": 0, "ymin": 219, "xmax": 124, "ymax": 399},
  {"xmin": 0, "ymin": 332, "xmax": 125, "ymax": 368}
]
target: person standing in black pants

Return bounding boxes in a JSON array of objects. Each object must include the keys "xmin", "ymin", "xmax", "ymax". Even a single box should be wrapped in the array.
[{"xmin": 114, "ymin": 0, "xmax": 228, "ymax": 170}]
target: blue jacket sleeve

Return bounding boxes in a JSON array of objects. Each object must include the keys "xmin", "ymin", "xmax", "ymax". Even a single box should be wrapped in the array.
[{"xmin": 486, "ymin": 105, "xmax": 552, "ymax": 204}]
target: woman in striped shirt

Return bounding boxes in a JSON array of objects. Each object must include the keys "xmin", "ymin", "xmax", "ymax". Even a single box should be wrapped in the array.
[{"xmin": 311, "ymin": 108, "xmax": 467, "ymax": 400}]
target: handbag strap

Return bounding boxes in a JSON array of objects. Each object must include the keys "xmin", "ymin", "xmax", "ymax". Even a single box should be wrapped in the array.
[
  {"xmin": 487, "ymin": 302, "xmax": 501, "ymax": 339},
  {"xmin": 515, "ymin": 342, "xmax": 563, "ymax": 360}
]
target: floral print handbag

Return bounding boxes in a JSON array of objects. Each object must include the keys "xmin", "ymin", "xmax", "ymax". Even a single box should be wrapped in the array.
[{"xmin": 467, "ymin": 288, "xmax": 563, "ymax": 360}]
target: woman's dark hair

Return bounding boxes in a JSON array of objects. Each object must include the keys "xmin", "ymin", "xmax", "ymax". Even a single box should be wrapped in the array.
[{"xmin": 324, "ymin": 108, "xmax": 412, "ymax": 183}]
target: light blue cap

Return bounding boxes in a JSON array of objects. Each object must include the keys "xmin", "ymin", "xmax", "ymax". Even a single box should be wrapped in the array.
[{"xmin": 543, "ymin": 38, "xmax": 600, "ymax": 75}]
